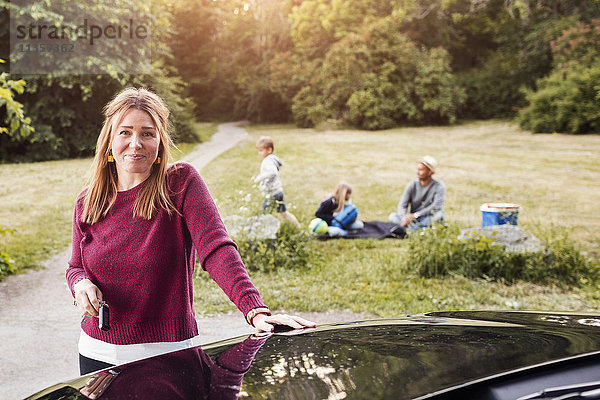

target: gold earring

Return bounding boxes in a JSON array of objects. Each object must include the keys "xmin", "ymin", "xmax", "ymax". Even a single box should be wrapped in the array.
[
  {"xmin": 107, "ymin": 152, "xmax": 114, "ymax": 163},
  {"xmin": 154, "ymin": 156, "xmax": 161, "ymax": 165}
]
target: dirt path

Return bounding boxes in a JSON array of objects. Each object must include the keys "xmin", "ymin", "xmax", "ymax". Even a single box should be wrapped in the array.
[{"xmin": 0, "ymin": 122, "xmax": 370, "ymax": 399}]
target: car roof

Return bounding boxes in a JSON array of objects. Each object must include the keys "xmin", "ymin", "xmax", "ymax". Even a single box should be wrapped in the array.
[{"xmin": 27, "ymin": 311, "xmax": 600, "ymax": 400}]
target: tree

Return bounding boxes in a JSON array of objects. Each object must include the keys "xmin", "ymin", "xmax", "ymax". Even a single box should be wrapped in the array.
[
  {"xmin": 0, "ymin": 0, "xmax": 197, "ymax": 162},
  {"xmin": 0, "ymin": 59, "xmax": 34, "ymax": 143},
  {"xmin": 292, "ymin": 17, "xmax": 465, "ymax": 129},
  {"xmin": 167, "ymin": 0, "xmax": 295, "ymax": 122},
  {"xmin": 550, "ymin": 18, "xmax": 600, "ymax": 69},
  {"xmin": 396, "ymin": 0, "xmax": 600, "ymax": 119}
]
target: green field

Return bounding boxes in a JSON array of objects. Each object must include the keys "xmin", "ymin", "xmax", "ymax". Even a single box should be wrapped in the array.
[
  {"xmin": 1, "ymin": 121, "xmax": 599, "ymax": 316},
  {"xmin": 195, "ymin": 121, "xmax": 600, "ymax": 316}
]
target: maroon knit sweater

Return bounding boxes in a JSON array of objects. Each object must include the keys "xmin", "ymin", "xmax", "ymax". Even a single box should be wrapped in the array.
[{"xmin": 66, "ymin": 162, "xmax": 267, "ymax": 345}]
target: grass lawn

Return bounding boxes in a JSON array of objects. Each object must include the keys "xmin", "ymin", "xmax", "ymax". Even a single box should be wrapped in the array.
[
  {"xmin": 0, "ymin": 158, "xmax": 91, "ymax": 269},
  {"xmin": 194, "ymin": 121, "xmax": 600, "ymax": 316}
]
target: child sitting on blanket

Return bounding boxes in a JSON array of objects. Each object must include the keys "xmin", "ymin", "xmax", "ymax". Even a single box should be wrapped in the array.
[{"xmin": 315, "ymin": 182, "xmax": 364, "ymax": 236}]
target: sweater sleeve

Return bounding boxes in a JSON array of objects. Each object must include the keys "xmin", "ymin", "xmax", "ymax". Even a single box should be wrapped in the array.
[
  {"xmin": 177, "ymin": 163, "xmax": 267, "ymax": 316},
  {"xmin": 210, "ymin": 337, "xmax": 268, "ymax": 399},
  {"xmin": 315, "ymin": 197, "xmax": 336, "ymax": 224},
  {"xmin": 414, "ymin": 181, "xmax": 446, "ymax": 218},
  {"xmin": 396, "ymin": 181, "xmax": 415, "ymax": 219},
  {"xmin": 65, "ymin": 195, "xmax": 88, "ymax": 297}
]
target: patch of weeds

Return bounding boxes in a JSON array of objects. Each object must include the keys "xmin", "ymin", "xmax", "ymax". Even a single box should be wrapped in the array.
[
  {"xmin": 406, "ymin": 223, "xmax": 599, "ymax": 287},
  {"xmin": 234, "ymin": 221, "xmax": 316, "ymax": 273},
  {"xmin": 0, "ymin": 225, "xmax": 16, "ymax": 280}
]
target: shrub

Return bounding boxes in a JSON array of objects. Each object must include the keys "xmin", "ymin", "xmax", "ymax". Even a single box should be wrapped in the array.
[
  {"xmin": 406, "ymin": 223, "xmax": 598, "ymax": 286},
  {"xmin": 0, "ymin": 62, "xmax": 36, "ymax": 143},
  {"xmin": 518, "ymin": 65, "xmax": 600, "ymax": 134},
  {"xmin": 518, "ymin": 19, "xmax": 600, "ymax": 134},
  {"xmin": 0, "ymin": 225, "xmax": 16, "ymax": 281},
  {"xmin": 234, "ymin": 221, "xmax": 314, "ymax": 273}
]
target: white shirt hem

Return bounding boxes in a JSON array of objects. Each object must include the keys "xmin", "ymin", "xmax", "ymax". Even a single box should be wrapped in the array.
[{"xmin": 78, "ymin": 330, "xmax": 199, "ymax": 366}]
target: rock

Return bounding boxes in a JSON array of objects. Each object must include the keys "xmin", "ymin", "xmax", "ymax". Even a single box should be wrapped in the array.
[
  {"xmin": 223, "ymin": 214, "xmax": 281, "ymax": 240},
  {"xmin": 458, "ymin": 225, "xmax": 546, "ymax": 253}
]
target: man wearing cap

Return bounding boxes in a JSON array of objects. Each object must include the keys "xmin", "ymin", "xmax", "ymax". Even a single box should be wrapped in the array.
[{"xmin": 389, "ymin": 155, "xmax": 446, "ymax": 232}]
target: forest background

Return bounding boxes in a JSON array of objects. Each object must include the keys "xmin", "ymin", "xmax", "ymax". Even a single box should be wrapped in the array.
[{"xmin": 2, "ymin": 0, "xmax": 600, "ymax": 164}]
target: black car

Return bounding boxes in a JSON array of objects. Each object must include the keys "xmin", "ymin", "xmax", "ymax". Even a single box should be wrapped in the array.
[{"xmin": 26, "ymin": 311, "xmax": 600, "ymax": 400}]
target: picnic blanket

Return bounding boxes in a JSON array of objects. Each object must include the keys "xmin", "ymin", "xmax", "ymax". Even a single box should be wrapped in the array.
[{"xmin": 316, "ymin": 221, "xmax": 405, "ymax": 240}]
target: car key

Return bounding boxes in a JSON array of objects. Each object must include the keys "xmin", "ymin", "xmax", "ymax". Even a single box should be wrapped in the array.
[{"xmin": 98, "ymin": 301, "xmax": 110, "ymax": 331}]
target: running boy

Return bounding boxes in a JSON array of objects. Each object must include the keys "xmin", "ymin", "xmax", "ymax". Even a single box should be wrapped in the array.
[{"xmin": 253, "ymin": 136, "xmax": 301, "ymax": 227}]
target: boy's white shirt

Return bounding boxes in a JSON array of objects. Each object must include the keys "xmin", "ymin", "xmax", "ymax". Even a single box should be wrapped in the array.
[{"xmin": 255, "ymin": 154, "xmax": 283, "ymax": 195}]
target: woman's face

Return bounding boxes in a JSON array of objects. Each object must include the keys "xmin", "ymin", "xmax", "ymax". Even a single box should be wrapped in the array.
[{"xmin": 111, "ymin": 108, "xmax": 161, "ymax": 186}]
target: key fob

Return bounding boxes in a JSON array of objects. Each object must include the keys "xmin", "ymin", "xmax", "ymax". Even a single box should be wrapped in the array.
[{"xmin": 99, "ymin": 302, "xmax": 110, "ymax": 331}]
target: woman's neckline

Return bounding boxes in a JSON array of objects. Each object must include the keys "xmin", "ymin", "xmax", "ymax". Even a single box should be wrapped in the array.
[
  {"xmin": 117, "ymin": 180, "xmax": 146, "ymax": 193},
  {"xmin": 115, "ymin": 180, "xmax": 147, "ymax": 200}
]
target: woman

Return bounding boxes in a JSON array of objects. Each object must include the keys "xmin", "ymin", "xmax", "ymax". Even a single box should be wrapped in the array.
[{"xmin": 66, "ymin": 87, "xmax": 315, "ymax": 374}]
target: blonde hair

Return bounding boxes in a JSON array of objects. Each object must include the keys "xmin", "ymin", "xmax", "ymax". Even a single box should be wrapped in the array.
[
  {"xmin": 82, "ymin": 87, "xmax": 177, "ymax": 224},
  {"xmin": 332, "ymin": 182, "xmax": 353, "ymax": 213},
  {"xmin": 256, "ymin": 136, "xmax": 274, "ymax": 150}
]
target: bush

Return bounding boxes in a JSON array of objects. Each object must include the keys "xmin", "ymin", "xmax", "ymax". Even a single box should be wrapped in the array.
[
  {"xmin": 406, "ymin": 223, "xmax": 598, "ymax": 286},
  {"xmin": 0, "ymin": 63, "xmax": 35, "ymax": 143},
  {"xmin": 0, "ymin": 225, "xmax": 16, "ymax": 281},
  {"xmin": 518, "ymin": 19, "xmax": 600, "ymax": 134},
  {"xmin": 234, "ymin": 221, "xmax": 314, "ymax": 273},
  {"xmin": 518, "ymin": 65, "xmax": 600, "ymax": 134}
]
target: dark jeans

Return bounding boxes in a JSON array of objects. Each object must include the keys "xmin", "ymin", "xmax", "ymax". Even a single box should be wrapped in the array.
[
  {"xmin": 79, "ymin": 354, "xmax": 115, "ymax": 375},
  {"xmin": 261, "ymin": 191, "xmax": 287, "ymax": 213}
]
